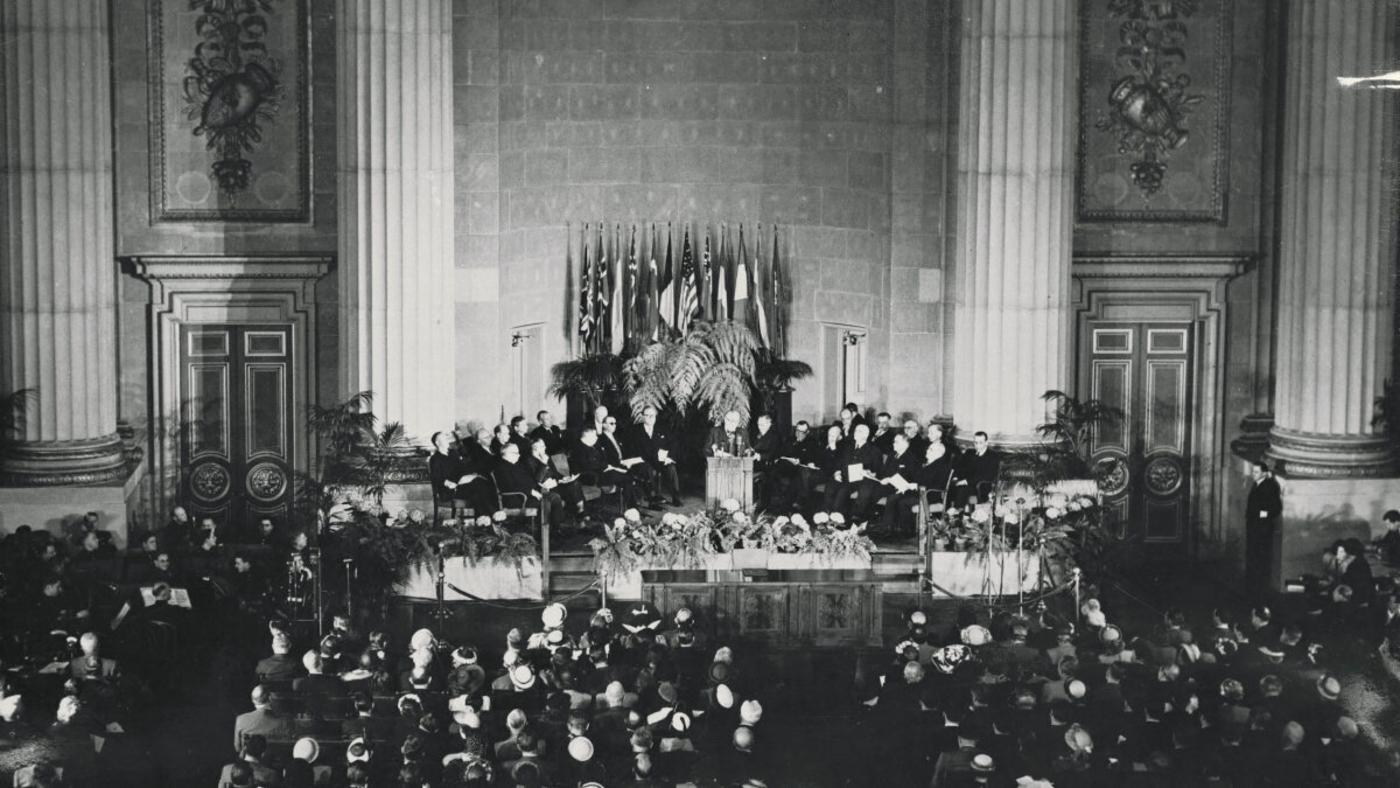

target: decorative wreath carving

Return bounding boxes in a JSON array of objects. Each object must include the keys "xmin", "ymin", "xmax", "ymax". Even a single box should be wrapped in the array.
[
  {"xmin": 1145, "ymin": 455, "xmax": 1184, "ymax": 495},
  {"xmin": 190, "ymin": 462, "xmax": 230, "ymax": 501},
  {"xmin": 246, "ymin": 462, "xmax": 288, "ymax": 502},
  {"xmin": 1099, "ymin": 455, "xmax": 1130, "ymax": 497}
]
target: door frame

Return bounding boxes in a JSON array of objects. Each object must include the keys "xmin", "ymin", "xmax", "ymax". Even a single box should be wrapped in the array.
[
  {"xmin": 127, "ymin": 256, "xmax": 332, "ymax": 524},
  {"xmin": 1072, "ymin": 256, "xmax": 1249, "ymax": 559}
]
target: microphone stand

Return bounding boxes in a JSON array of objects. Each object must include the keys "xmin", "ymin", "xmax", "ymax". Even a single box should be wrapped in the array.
[
  {"xmin": 343, "ymin": 558, "xmax": 355, "ymax": 621},
  {"xmin": 431, "ymin": 550, "xmax": 451, "ymax": 624}
]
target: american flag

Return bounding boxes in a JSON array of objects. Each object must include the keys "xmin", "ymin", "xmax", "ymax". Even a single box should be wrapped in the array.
[{"xmin": 676, "ymin": 227, "xmax": 698, "ymax": 334}]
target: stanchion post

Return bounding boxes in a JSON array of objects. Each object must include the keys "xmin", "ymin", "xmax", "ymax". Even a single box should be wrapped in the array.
[{"xmin": 1072, "ymin": 567, "xmax": 1081, "ymax": 616}]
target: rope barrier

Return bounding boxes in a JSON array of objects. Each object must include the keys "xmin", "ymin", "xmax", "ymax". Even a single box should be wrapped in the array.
[{"xmin": 442, "ymin": 579, "xmax": 602, "ymax": 610}]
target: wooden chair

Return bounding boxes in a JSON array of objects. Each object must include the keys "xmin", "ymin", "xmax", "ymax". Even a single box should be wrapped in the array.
[
  {"xmin": 490, "ymin": 471, "xmax": 540, "ymax": 531},
  {"xmin": 432, "ymin": 486, "xmax": 471, "ymax": 527},
  {"xmin": 576, "ymin": 470, "xmax": 625, "ymax": 519}
]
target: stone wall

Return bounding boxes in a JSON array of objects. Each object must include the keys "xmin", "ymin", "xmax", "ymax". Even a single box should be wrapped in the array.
[{"xmin": 452, "ymin": 0, "xmax": 953, "ymax": 425}]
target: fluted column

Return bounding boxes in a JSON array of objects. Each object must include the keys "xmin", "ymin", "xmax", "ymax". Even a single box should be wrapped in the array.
[
  {"xmin": 337, "ymin": 0, "xmax": 455, "ymax": 446},
  {"xmin": 951, "ymin": 0, "xmax": 1076, "ymax": 447},
  {"xmin": 1267, "ymin": 0, "xmax": 1397, "ymax": 477},
  {"xmin": 0, "ymin": 1, "xmax": 125, "ymax": 484}
]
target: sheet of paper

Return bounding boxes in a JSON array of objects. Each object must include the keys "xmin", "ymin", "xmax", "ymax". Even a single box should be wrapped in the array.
[
  {"xmin": 847, "ymin": 463, "xmax": 865, "ymax": 482},
  {"xmin": 622, "ymin": 457, "xmax": 644, "ymax": 467},
  {"xmin": 657, "ymin": 449, "xmax": 669, "ymax": 462}
]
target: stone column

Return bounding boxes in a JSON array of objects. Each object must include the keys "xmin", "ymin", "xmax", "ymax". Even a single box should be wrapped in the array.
[
  {"xmin": 0, "ymin": 1, "xmax": 126, "ymax": 484},
  {"xmin": 951, "ymin": 0, "xmax": 1076, "ymax": 447},
  {"xmin": 1267, "ymin": 0, "xmax": 1397, "ymax": 478},
  {"xmin": 337, "ymin": 0, "xmax": 456, "ymax": 445}
]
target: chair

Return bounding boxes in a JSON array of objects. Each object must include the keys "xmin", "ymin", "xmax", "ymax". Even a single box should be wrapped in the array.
[
  {"xmin": 576, "ymin": 470, "xmax": 625, "ymax": 519},
  {"xmin": 432, "ymin": 486, "xmax": 470, "ymax": 528},
  {"xmin": 491, "ymin": 472, "xmax": 541, "ymax": 531}
]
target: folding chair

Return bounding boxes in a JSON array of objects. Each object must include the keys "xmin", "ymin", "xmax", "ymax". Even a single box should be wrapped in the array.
[{"xmin": 491, "ymin": 471, "xmax": 540, "ymax": 531}]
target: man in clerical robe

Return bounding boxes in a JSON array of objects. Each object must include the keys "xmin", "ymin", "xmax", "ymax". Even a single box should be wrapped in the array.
[{"xmin": 430, "ymin": 431, "xmax": 495, "ymax": 515}]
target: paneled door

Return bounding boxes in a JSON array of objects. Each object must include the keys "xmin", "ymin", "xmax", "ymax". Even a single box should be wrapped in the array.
[
  {"xmin": 1084, "ymin": 322, "xmax": 1194, "ymax": 548},
  {"xmin": 179, "ymin": 324, "xmax": 295, "ymax": 530}
]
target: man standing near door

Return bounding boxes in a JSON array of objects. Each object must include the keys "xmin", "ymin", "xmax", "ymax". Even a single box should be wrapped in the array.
[{"xmin": 1246, "ymin": 460, "xmax": 1282, "ymax": 595}]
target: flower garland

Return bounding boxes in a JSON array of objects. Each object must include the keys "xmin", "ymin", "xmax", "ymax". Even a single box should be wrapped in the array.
[
  {"xmin": 929, "ymin": 493, "xmax": 1100, "ymax": 555},
  {"xmin": 589, "ymin": 498, "xmax": 876, "ymax": 578}
]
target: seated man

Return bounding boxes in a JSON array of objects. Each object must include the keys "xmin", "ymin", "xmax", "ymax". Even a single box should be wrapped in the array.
[
  {"xmin": 429, "ymin": 431, "xmax": 496, "ymax": 516},
  {"xmin": 508, "ymin": 416, "xmax": 534, "ymax": 456},
  {"xmin": 529, "ymin": 410, "xmax": 569, "ymax": 457},
  {"xmin": 601, "ymin": 414, "xmax": 655, "ymax": 499},
  {"xmin": 770, "ymin": 420, "xmax": 819, "ymax": 511},
  {"xmin": 870, "ymin": 411, "xmax": 897, "ymax": 454},
  {"xmin": 494, "ymin": 443, "xmax": 543, "ymax": 516},
  {"xmin": 901, "ymin": 418, "xmax": 928, "ymax": 459},
  {"xmin": 952, "ymin": 430, "xmax": 1000, "ymax": 507},
  {"xmin": 490, "ymin": 423, "xmax": 515, "ymax": 457},
  {"xmin": 571, "ymin": 427, "xmax": 641, "ymax": 507},
  {"xmin": 823, "ymin": 424, "xmax": 885, "ymax": 523},
  {"xmin": 528, "ymin": 438, "xmax": 583, "ymax": 527},
  {"xmin": 879, "ymin": 439, "xmax": 955, "ymax": 537},
  {"xmin": 706, "ymin": 410, "xmax": 751, "ymax": 458},
  {"xmin": 1375, "ymin": 509, "xmax": 1400, "ymax": 566},
  {"xmin": 630, "ymin": 405, "xmax": 682, "ymax": 507}
]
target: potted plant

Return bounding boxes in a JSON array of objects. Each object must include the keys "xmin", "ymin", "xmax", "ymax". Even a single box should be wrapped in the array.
[
  {"xmin": 623, "ymin": 320, "xmax": 761, "ymax": 426},
  {"xmin": 548, "ymin": 352, "xmax": 625, "ymax": 430}
]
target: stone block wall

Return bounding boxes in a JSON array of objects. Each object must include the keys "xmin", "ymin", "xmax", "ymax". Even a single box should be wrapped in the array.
[{"xmin": 453, "ymin": 0, "xmax": 953, "ymax": 425}]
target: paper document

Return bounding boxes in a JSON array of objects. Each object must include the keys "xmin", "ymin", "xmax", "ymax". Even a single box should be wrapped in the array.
[
  {"xmin": 621, "ymin": 457, "xmax": 644, "ymax": 467},
  {"xmin": 847, "ymin": 463, "xmax": 865, "ymax": 482},
  {"xmin": 657, "ymin": 449, "xmax": 670, "ymax": 462},
  {"xmin": 141, "ymin": 586, "xmax": 192, "ymax": 608}
]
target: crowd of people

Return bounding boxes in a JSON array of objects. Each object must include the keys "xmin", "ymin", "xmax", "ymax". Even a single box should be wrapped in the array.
[
  {"xmin": 431, "ymin": 403, "xmax": 1003, "ymax": 540},
  {"xmin": 863, "ymin": 566, "xmax": 1400, "ymax": 786},
  {"xmin": 225, "ymin": 601, "xmax": 767, "ymax": 787}
]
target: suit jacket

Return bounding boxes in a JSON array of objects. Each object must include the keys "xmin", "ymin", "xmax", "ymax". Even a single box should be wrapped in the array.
[
  {"xmin": 255, "ymin": 654, "xmax": 304, "ymax": 684},
  {"xmin": 629, "ymin": 422, "xmax": 675, "ymax": 465},
  {"xmin": 429, "ymin": 451, "xmax": 471, "ymax": 499},
  {"xmin": 599, "ymin": 431, "xmax": 634, "ymax": 465},
  {"xmin": 571, "ymin": 442, "xmax": 613, "ymax": 480},
  {"xmin": 1246, "ymin": 476, "xmax": 1282, "ymax": 524},
  {"xmin": 233, "ymin": 708, "xmax": 296, "ymax": 753},
  {"xmin": 494, "ymin": 459, "xmax": 539, "ymax": 500},
  {"xmin": 751, "ymin": 427, "xmax": 783, "ymax": 466},
  {"xmin": 871, "ymin": 427, "xmax": 897, "ymax": 455},
  {"xmin": 837, "ymin": 441, "xmax": 885, "ymax": 482},
  {"xmin": 464, "ymin": 441, "xmax": 497, "ymax": 473},
  {"xmin": 780, "ymin": 435, "xmax": 818, "ymax": 465},
  {"xmin": 815, "ymin": 442, "xmax": 845, "ymax": 476},
  {"xmin": 528, "ymin": 453, "xmax": 567, "ymax": 485},
  {"xmin": 529, "ymin": 425, "xmax": 568, "ymax": 456},
  {"xmin": 67, "ymin": 655, "xmax": 119, "ymax": 682},
  {"xmin": 911, "ymin": 456, "xmax": 956, "ymax": 493},
  {"xmin": 882, "ymin": 447, "xmax": 920, "ymax": 481},
  {"xmin": 956, "ymin": 449, "xmax": 1001, "ymax": 490},
  {"xmin": 706, "ymin": 426, "xmax": 749, "ymax": 457}
]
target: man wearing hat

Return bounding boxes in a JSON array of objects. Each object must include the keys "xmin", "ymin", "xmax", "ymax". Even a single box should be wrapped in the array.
[{"xmin": 929, "ymin": 722, "xmax": 989, "ymax": 787}]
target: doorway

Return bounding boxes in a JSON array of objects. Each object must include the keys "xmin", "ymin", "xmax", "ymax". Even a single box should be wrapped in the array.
[
  {"xmin": 1082, "ymin": 321, "xmax": 1195, "ymax": 548},
  {"xmin": 178, "ymin": 324, "xmax": 295, "ymax": 531}
]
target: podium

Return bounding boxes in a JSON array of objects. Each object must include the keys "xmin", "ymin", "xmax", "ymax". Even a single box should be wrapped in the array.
[{"xmin": 706, "ymin": 456, "xmax": 755, "ymax": 511}]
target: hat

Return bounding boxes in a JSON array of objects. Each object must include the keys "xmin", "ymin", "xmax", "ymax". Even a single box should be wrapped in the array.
[
  {"xmin": 409, "ymin": 628, "xmax": 435, "ymax": 651},
  {"xmin": 401, "ymin": 733, "xmax": 423, "ymax": 758},
  {"xmin": 1064, "ymin": 723, "xmax": 1094, "ymax": 754},
  {"xmin": 511, "ymin": 664, "xmax": 536, "ymax": 690},
  {"xmin": 396, "ymin": 693, "xmax": 422, "ymax": 714},
  {"xmin": 507, "ymin": 627, "xmax": 525, "ymax": 647},
  {"xmin": 657, "ymin": 682, "xmax": 678, "ymax": 706},
  {"xmin": 1086, "ymin": 609, "xmax": 1107, "ymax": 628},
  {"xmin": 546, "ymin": 629, "xmax": 567, "ymax": 648},
  {"xmin": 960, "ymin": 624, "xmax": 992, "ymax": 646},
  {"xmin": 708, "ymin": 661, "xmax": 730, "ymax": 684},
  {"xmin": 1282, "ymin": 721, "xmax": 1305, "ymax": 747},
  {"xmin": 1317, "ymin": 674, "xmax": 1341, "ymax": 701},
  {"xmin": 542, "ymin": 602, "xmax": 567, "ymax": 629},
  {"xmin": 292, "ymin": 737, "xmax": 319, "ymax": 763},
  {"xmin": 568, "ymin": 736, "xmax": 595, "ymax": 762},
  {"xmin": 971, "ymin": 753, "xmax": 995, "ymax": 773},
  {"xmin": 1220, "ymin": 679, "xmax": 1244, "ymax": 701},
  {"xmin": 1066, "ymin": 679, "xmax": 1087, "ymax": 700},
  {"xmin": 740, "ymin": 699, "xmax": 764, "ymax": 725},
  {"xmin": 1013, "ymin": 688, "xmax": 1037, "ymax": 710},
  {"xmin": 932, "ymin": 644, "xmax": 970, "ymax": 675},
  {"xmin": 715, "ymin": 683, "xmax": 735, "ymax": 709},
  {"xmin": 1100, "ymin": 624, "xmax": 1123, "ymax": 644},
  {"xmin": 1258, "ymin": 644, "xmax": 1285, "ymax": 663},
  {"xmin": 670, "ymin": 711, "xmax": 692, "ymax": 732},
  {"xmin": 453, "ymin": 707, "xmax": 481, "ymax": 729},
  {"xmin": 346, "ymin": 737, "xmax": 370, "ymax": 763},
  {"xmin": 909, "ymin": 610, "xmax": 927, "ymax": 626},
  {"xmin": 1335, "ymin": 716, "xmax": 1359, "ymax": 739},
  {"xmin": 675, "ymin": 607, "xmax": 693, "ymax": 624},
  {"xmin": 451, "ymin": 646, "xmax": 478, "ymax": 665},
  {"xmin": 714, "ymin": 646, "xmax": 734, "ymax": 664}
]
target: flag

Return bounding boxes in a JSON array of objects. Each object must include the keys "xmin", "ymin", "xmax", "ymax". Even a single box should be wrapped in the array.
[
  {"xmin": 771, "ymin": 225, "xmax": 786, "ymax": 357},
  {"xmin": 594, "ymin": 223, "xmax": 609, "ymax": 354},
  {"xmin": 658, "ymin": 224, "xmax": 675, "ymax": 334},
  {"xmin": 577, "ymin": 223, "xmax": 595, "ymax": 353},
  {"xmin": 677, "ymin": 226, "xmax": 698, "ymax": 334},
  {"xmin": 624, "ymin": 225, "xmax": 638, "ymax": 351},
  {"xmin": 734, "ymin": 224, "xmax": 755, "ymax": 338},
  {"xmin": 610, "ymin": 224, "xmax": 626, "ymax": 354},
  {"xmin": 714, "ymin": 225, "xmax": 730, "ymax": 321},
  {"xmin": 647, "ymin": 225, "xmax": 662, "ymax": 342},
  {"xmin": 753, "ymin": 224, "xmax": 771, "ymax": 348},
  {"xmin": 698, "ymin": 228, "xmax": 713, "ymax": 323}
]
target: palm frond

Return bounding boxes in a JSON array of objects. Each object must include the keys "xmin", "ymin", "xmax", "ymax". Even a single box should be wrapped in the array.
[
  {"xmin": 548, "ymin": 353, "xmax": 623, "ymax": 405},
  {"xmin": 695, "ymin": 363, "xmax": 752, "ymax": 425}
]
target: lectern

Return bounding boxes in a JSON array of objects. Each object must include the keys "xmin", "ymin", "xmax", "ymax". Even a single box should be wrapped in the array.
[{"xmin": 705, "ymin": 456, "xmax": 755, "ymax": 511}]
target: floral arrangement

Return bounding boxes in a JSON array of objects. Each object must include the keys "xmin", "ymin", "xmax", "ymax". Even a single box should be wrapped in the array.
[
  {"xmin": 929, "ymin": 494, "xmax": 1100, "ymax": 554},
  {"xmin": 589, "ymin": 498, "xmax": 876, "ymax": 578}
]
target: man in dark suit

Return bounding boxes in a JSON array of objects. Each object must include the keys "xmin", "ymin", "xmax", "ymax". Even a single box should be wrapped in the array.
[
  {"xmin": 1246, "ymin": 460, "xmax": 1282, "ymax": 594},
  {"xmin": 573, "ymin": 427, "xmax": 640, "ymax": 507},
  {"xmin": 529, "ymin": 410, "xmax": 568, "ymax": 457},
  {"xmin": 255, "ymin": 631, "xmax": 303, "ymax": 684},
  {"xmin": 508, "ymin": 416, "xmax": 534, "ymax": 456},
  {"xmin": 836, "ymin": 404, "xmax": 862, "ymax": 444},
  {"xmin": 429, "ymin": 431, "xmax": 495, "ymax": 516},
  {"xmin": 824, "ymin": 423, "xmax": 885, "ymax": 522},
  {"xmin": 873, "ymin": 433, "xmax": 930, "ymax": 536},
  {"xmin": 464, "ymin": 427, "xmax": 496, "ymax": 470},
  {"xmin": 600, "ymin": 415, "xmax": 655, "ymax": 500},
  {"xmin": 494, "ymin": 443, "xmax": 541, "ymax": 512},
  {"xmin": 870, "ymin": 412, "xmax": 897, "ymax": 454},
  {"xmin": 751, "ymin": 414, "xmax": 784, "ymax": 512},
  {"xmin": 771, "ymin": 420, "xmax": 818, "ymax": 510},
  {"xmin": 528, "ymin": 437, "xmax": 583, "ymax": 526},
  {"xmin": 630, "ymin": 405, "xmax": 681, "ymax": 507},
  {"xmin": 953, "ymin": 430, "xmax": 1000, "ymax": 507},
  {"xmin": 706, "ymin": 410, "xmax": 750, "ymax": 457},
  {"xmin": 811, "ymin": 424, "xmax": 846, "ymax": 510},
  {"xmin": 901, "ymin": 418, "xmax": 928, "ymax": 459},
  {"xmin": 233, "ymin": 685, "xmax": 296, "ymax": 754}
]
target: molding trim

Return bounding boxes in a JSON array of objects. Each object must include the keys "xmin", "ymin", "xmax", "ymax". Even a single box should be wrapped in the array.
[
  {"xmin": 0, "ymin": 433, "xmax": 130, "ymax": 487},
  {"xmin": 1073, "ymin": 255, "xmax": 1254, "ymax": 279},
  {"xmin": 1266, "ymin": 426, "xmax": 1398, "ymax": 479}
]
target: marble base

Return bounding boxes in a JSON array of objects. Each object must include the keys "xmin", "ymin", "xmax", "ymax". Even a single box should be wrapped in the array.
[
  {"xmin": 1267, "ymin": 427, "xmax": 1397, "ymax": 479},
  {"xmin": 0, "ymin": 465, "xmax": 143, "ymax": 547},
  {"xmin": 1275, "ymin": 475, "xmax": 1399, "ymax": 587},
  {"xmin": 0, "ymin": 434, "xmax": 128, "ymax": 485}
]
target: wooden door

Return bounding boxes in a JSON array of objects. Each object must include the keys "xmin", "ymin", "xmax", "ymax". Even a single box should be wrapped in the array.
[
  {"xmin": 179, "ymin": 324, "xmax": 295, "ymax": 532},
  {"xmin": 1084, "ymin": 322, "xmax": 1194, "ymax": 548}
]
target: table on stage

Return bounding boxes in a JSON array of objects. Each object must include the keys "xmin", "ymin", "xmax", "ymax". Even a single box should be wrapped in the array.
[{"xmin": 706, "ymin": 456, "xmax": 755, "ymax": 510}]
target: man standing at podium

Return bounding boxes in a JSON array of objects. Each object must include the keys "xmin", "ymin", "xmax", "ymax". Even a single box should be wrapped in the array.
[{"xmin": 706, "ymin": 410, "xmax": 751, "ymax": 457}]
